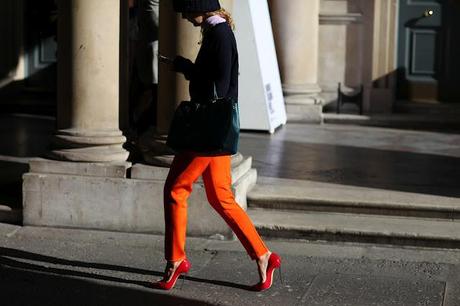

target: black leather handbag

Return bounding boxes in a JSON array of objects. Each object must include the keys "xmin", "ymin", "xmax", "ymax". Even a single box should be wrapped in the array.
[{"xmin": 166, "ymin": 86, "xmax": 240, "ymax": 155}]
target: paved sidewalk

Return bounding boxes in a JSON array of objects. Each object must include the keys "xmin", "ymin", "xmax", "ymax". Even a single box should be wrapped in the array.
[{"xmin": 1, "ymin": 224, "xmax": 459, "ymax": 306}]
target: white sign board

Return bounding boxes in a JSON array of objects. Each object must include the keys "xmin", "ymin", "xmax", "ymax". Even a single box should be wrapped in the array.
[{"xmin": 233, "ymin": 0, "xmax": 286, "ymax": 133}]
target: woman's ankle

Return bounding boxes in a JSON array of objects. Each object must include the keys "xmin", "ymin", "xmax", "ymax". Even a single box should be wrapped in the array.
[
  {"xmin": 163, "ymin": 260, "xmax": 182, "ymax": 282},
  {"xmin": 257, "ymin": 251, "xmax": 271, "ymax": 262},
  {"xmin": 167, "ymin": 257, "xmax": 185, "ymax": 265}
]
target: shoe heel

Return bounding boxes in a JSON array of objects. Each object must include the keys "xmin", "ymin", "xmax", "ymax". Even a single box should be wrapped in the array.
[
  {"xmin": 180, "ymin": 272, "xmax": 187, "ymax": 290},
  {"xmin": 278, "ymin": 266, "xmax": 284, "ymax": 284}
]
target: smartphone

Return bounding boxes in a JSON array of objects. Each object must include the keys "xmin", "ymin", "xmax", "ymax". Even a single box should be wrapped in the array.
[{"xmin": 159, "ymin": 53, "xmax": 173, "ymax": 64}]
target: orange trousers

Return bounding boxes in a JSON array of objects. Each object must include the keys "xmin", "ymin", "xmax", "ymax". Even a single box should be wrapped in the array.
[{"xmin": 163, "ymin": 151, "xmax": 269, "ymax": 262}]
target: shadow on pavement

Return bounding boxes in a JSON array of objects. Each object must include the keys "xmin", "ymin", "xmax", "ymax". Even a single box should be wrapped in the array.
[
  {"xmin": 0, "ymin": 264, "xmax": 212, "ymax": 306},
  {"xmin": 0, "ymin": 247, "xmax": 159, "ymax": 277},
  {"xmin": 0, "ymin": 247, "xmax": 252, "ymax": 301}
]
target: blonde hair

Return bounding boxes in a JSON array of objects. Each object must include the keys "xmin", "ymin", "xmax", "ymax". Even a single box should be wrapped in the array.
[
  {"xmin": 198, "ymin": 8, "xmax": 235, "ymax": 44},
  {"xmin": 206, "ymin": 8, "xmax": 235, "ymax": 30}
]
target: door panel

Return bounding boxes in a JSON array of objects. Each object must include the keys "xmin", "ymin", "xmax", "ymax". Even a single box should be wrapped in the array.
[{"xmin": 410, "ymin": 30, "xmax": 437, "ymax": 75}]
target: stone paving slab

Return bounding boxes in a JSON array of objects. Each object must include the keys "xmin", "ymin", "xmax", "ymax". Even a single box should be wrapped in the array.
[{"xmin": 302, "ymin": 273, "xmax": 445, "ymax": 306}]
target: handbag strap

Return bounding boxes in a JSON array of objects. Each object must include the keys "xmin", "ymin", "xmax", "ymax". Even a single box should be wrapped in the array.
[{"xmin": 212, "ymin": 82, "xmax": 219, "ymax": 103}]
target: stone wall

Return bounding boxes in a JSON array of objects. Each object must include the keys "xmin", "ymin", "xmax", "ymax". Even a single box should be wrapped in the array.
[{"xmin": 319, "ymin": 0, "xmax": 364, "ymax": 112}]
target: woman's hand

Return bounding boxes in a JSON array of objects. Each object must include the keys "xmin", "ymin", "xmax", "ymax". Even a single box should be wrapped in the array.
[
  {"xmin": 173, "ymin": 56, "xmax": 194, "ymax": 74},
  {"xmin": 159, "ymin": 53, "xmax": 174, "ymax": 65}
]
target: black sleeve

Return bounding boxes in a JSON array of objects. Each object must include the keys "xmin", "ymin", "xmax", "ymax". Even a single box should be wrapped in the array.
[
  {"xmin": 210, "ymin": 28, "xmax": 233, "ymax": 98},
  {"xmin": 177, "ymin": 25, "xmax": 235, "ymax": 102},
  {"xmin": 173, "ymin": 56, "xmax": 195, "ymax": 80}
]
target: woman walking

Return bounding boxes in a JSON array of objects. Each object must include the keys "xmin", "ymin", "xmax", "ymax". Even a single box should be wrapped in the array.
[{"xmin": 153, "ymin": 0, "xmax": 282, "ymax": 292}]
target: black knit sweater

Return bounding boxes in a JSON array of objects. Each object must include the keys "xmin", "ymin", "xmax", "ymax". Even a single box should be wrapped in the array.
[{"xmin": 177, "ymin": 22, "xmax": 238, "ymax": 102}]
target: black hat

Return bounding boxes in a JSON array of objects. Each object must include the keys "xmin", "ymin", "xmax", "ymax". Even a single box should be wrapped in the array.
[{"xmin": 173, "ymin": 0, "xmax": 221, "ymax": 13}]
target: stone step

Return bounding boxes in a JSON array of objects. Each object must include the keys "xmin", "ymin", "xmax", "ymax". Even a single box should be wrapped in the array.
[
  {"xmin": 394, "ymin": 102, "xmax": 460, "ymax": 115},
  {"xmin": 248, "ymin": 208, "xmax": 460, "ymax": 249},
  {"xmin": 323, "ymin": 113, "xmax": 460, "ymax": 131},
  {"xmin": 247, "ymin": 177, "xmax": 460, "ymax": 220}
]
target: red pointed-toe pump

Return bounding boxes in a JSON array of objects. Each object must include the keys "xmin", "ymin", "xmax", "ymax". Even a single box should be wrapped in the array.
[
  {"xmin": 153, "ymin": 258, "xmax": 191, "ymax": 290},
  {"xmin": 252, "ymin": 252, "xmax": 282, "ymax": 292}
]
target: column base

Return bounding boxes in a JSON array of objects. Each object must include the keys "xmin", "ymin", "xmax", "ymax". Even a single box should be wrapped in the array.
[
  {"xmin": 50, "ymin": 129, "xmax": 129, "ymax": 162},
  {"xmin": 23, "ymin": 156, "xmax": 257, "ymax": 238},
  {"xmin": 285, "ymin": 103, "xmax": 323, "ymax": 123},
  {"xmin": 137, "ymin": 128, "xmax": 175, "ymax": 167},
  {"xmin": 283, "ymin": 83, "xmax": 324, "ymax": 123}
]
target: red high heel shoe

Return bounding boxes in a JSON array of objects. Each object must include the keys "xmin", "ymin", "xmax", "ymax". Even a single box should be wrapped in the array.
[
  {"xmin": 153, "ymin": 258, "xmax": 191, "ymax": 290},
  {"xmin": 251, "ymin": 252, "xmax": 282, "ymax": 292}
]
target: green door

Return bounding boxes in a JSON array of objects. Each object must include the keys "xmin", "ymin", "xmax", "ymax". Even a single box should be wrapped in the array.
[{"xmin": 397, "ymin": 0, "xmax": 460, "ymax": 103}]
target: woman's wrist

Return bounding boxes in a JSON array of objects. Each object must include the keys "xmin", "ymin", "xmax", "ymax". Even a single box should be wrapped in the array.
[{"xmin": 173, "ymin": 56, "xmax": 194, "ymax": 73}]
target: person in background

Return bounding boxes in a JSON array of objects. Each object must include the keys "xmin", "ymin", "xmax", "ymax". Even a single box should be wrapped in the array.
[{"xmin": 128, "ymin": 0, "xmax": 159, "ymax": 138}]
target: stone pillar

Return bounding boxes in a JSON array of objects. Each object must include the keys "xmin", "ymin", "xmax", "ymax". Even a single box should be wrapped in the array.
[
  {"xmin": 51, "ymin": 0, "xmax": 129, "ymax": 162},
  {"xmin": 119, "ymin": 0, "xmax": 130, "ymax": 131},
  {"xmin": 269, "ymin": 0, "xmax": 323, "ymax": 123}
]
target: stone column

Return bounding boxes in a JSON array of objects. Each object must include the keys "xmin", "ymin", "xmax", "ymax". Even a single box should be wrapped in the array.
[
  {"xmin": 119, "ymin": 0, "xmax": 130, "ymax": 131},
  {"xmin": 269, "ymin": 0, "xmax": 323, "ymax": 123},
  {"xmin": 51, "ymin": 0, "xmax": 129, "ymax": 162}
]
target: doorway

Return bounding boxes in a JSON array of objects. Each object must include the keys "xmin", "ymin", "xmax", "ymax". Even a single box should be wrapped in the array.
[
  {"xmin": 25, "ymin": 0, "xmax": 57, "ymax": 92},
  {"xmin": 397, "ymin": 0, "xmax": 460, "ymax": 103}
]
